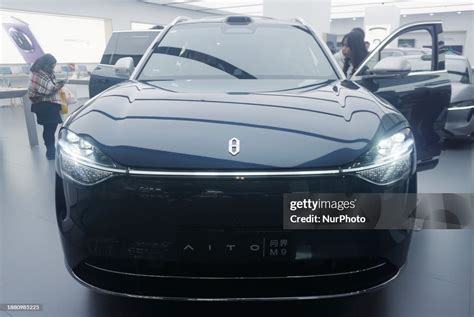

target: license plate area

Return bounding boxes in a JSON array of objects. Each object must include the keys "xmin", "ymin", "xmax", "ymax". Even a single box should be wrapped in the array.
[
  {"xmin": 177, "ymin": 231, "xmax": 294, "ymax": 263},
  {"xmin": 87, "ymin": 231, "xmax": 388, "ymax": 278},
  {"xmin": 117, "ymin": 231, "xmax": 295, "ymax": 263}
]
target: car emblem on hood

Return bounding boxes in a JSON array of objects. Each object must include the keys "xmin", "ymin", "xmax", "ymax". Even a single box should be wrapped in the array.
[{"xmin": 228, "ymin": 137, "xmax": 240, "ymax": 156}]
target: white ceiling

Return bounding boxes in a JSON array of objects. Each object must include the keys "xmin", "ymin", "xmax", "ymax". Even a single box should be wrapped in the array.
[
  {"xmin": 142, "ymin": 0, "xmax": 474, "ymax": 19},
  {"xmin": 143, "ymin": 0, "xmax": 263, "ymax": 15}
]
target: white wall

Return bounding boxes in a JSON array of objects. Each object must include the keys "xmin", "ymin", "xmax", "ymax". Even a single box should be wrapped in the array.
[
  {"xmin": 330, "ymin": 18, "xmax": 364, "ymax": 46},
  {"xmin": 263, "ymin": 0, "xmax": 331, "ymax": 36},
  {"xmin": 0, "ymin": 0, "xmax": 214, "ymax": 39}
]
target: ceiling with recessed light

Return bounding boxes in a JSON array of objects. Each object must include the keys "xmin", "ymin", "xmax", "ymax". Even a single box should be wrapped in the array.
[{"xmin": 142, "ymin": 0, "xmax": 474, "ymax": 19}]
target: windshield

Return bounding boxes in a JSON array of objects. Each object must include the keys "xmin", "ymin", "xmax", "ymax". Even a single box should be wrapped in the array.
[{"xmin": 138, "ymin": 23, "xmax": 338, "ymax": 81}]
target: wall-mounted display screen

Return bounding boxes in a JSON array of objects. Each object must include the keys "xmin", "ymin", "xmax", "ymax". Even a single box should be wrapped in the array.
[{"xmin": 0, "ymin": 9, "xmax": 106, "ymax": 63}]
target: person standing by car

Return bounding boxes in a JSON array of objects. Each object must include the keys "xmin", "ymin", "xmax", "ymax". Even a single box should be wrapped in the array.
[
  {"xmin": 341, "ymin": 31, "xmax": 368, "ymax": 77},
  {"xmin": 334, "ymin": 27, "xmax": 365, "ymax": 70},
  {"xmin": 28, "ymin": 54, "xmax": 64, "ymax": 160}
]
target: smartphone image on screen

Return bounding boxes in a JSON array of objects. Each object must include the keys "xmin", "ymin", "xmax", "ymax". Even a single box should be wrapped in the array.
[{"xmin": 2, "ymin": 17, "xmax": 45, "ymax": 64}]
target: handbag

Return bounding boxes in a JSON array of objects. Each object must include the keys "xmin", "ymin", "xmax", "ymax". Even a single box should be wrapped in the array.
[
  {"xmin": 58, "ymin": 87, "xmax": 77, "ymax": 114},
  {"xmin": 62, "ymin": 87, "xmax": 77, "ymax": 105},
  {"xmin": 59, "ymin": 89, "xmax": 68, "ymax": 114}
]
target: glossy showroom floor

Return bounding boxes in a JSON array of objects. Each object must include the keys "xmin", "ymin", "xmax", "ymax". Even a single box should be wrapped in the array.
[{"xmin": 1, "ymin": 103, "xmax": 473, "ymax": 317}]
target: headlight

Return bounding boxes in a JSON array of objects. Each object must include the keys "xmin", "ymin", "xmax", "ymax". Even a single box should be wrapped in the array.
[
  {"xmin": 349, "ymin": 128, "xmax": 415, "ymax": 185},
  {"xmin": 57, "ymin": 129, "xmax": 118, "ymax": 185}
]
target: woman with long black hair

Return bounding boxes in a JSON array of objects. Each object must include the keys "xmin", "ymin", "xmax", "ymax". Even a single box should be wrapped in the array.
[
  {"xmin": 341, "ymin": 31, "xmax": 368, "ymax": 77},
  {"xmin": 28, "ymin": 54, "xmax": 65, "ymax": 160}
]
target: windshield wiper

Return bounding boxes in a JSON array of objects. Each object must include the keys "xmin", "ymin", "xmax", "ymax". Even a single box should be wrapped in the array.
[
  {"xmin": 256, "ymin": 79, "xmax": 335, "ymax": 93},
  {"xmin": 154, "ymin": 46, "xmax": 256, "ymax": 79}
]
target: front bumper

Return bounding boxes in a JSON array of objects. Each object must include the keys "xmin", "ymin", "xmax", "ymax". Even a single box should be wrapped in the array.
[
  {"xmin": 56, "ymin": 173, "xmax": 414, "ymax": 300},
  {"xmin": 68, "ymin": 257, "xmax": 403, "ymax": 301}
]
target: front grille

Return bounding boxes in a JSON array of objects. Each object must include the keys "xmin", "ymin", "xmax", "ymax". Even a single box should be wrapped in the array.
[
  {"xmin": 74, "ymin": 174, "xmax": 407, "ymax": 234},
  {"xmin": 120, "ymin": 174, "xmax": 371, "ymax": 195}
]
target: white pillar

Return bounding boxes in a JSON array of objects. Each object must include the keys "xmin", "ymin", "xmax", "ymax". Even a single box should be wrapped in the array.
[
  {"xmin": 364, "ymin": 5, "xmax": 400, "ymax": 48},
  {"xmin": 263, "ymin": 0, "xmax": 331, "ymax": 37}
]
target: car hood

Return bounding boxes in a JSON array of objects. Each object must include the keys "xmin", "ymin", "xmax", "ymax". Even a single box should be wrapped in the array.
[{"xmin": 66, "ymin": 80, "xmax": 406, "ymax": 170}]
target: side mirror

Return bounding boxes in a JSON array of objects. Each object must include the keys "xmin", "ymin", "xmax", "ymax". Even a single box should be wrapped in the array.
[
  {"xmin": 372, "ymin": 57, "xmax": 411, "ymax": 77},
  {"xmin": 114, "ymin": 57, "xmax": 134, "ymax": 78}
]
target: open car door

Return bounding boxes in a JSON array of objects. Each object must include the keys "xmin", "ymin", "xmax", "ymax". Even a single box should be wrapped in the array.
[{"xmin": 351, "ymin": 21, "xmax": 451, "ymax": 171}]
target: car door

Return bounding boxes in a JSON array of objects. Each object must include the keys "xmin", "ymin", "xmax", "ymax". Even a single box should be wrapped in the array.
[
  {"xmin": 89, "ymin": 30, "xmax": 160, "ymax": 98},
  {"xmin": 351, "ymin": 22, "xmax": 451, "ymax": 171}
]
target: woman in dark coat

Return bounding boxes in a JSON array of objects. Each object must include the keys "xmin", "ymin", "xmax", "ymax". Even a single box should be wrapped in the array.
[{"xmin": 28, "ymin": 54, "xmax": 65, "ymax": 160}]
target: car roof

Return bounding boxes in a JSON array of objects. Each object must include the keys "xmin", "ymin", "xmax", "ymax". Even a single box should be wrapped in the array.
[
  {"xmin": 111, "ymin": 29, "xmax": 161, "ymax": 34},
  {"xmin": 175, "ymin": 16, "xmax": 301, "ymax": 27}
]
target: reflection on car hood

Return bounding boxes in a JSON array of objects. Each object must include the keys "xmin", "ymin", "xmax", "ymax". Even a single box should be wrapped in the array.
[{"xmin": 66, "ymin": 80, "xmax": 407, "ymax": 170}]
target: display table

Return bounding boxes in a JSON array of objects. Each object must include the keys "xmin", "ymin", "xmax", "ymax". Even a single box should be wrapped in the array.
[
  {"xmin": 67, "ymin": 77, "xmax": 90, "ymax": 85},
  {"xmin": 0, "ymin": 88, "xmax": 38, "ymax": 147},
  {"xmin": 0, "ymin": 87, "xmax": 27, "ymax": 98}
]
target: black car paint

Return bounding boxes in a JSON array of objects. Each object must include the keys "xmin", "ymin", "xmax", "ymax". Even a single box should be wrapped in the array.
[
  {"xmin": 353, "ymin": 22, "xmax": 451, "ymax": 167},
  {"xmin": 357, "ymin": 72, "xmax": 451, "ymax": 166},
  {"xmin": 88, "ymin": 66, "xmax": 125, "ymax": 99},
  {"xmin": 56, "ymin": 173, "xmax": 414, "ymax": 299},
  {"xmin": 89, "ymin": 30, "xmax": 160, "ymax": 98},
  {"xmin": 56, "ymin": 18, "xmax": 450, "ymax": 299},
  {"xmin": 68, "ymin": 80, "xmax": 407, "ymax": 170},
  {"xmin": 57, "ymin": 78, "xmax": 416, "ymax": 299}
]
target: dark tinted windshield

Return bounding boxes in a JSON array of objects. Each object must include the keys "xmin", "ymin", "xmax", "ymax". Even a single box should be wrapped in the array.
[{"xmin": 138, "ymin": 23, "xmax": 338, "ymax": 81}]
